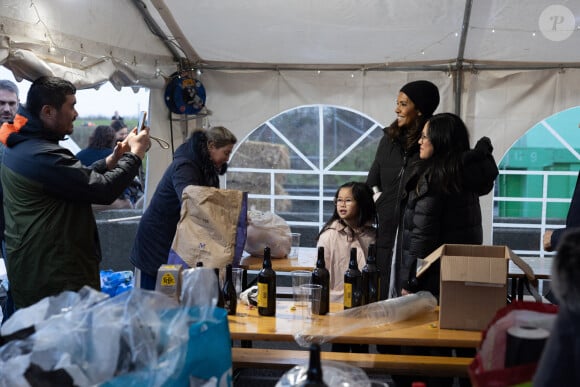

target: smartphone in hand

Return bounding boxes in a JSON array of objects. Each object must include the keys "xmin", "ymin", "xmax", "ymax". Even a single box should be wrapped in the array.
[{"xmin": 137, "ymin": 111, "xmax": 147, "ymax": 133}]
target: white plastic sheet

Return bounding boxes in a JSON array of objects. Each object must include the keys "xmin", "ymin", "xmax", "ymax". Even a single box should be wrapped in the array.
[{"xmin": 294, "ymin": 291, "xmax": 437, "ymax": 347}]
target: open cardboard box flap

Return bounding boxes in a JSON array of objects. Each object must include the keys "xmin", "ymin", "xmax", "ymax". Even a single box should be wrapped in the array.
[
  {"xmin": 416, "ymin": 244, "xmax": 536, "ymax": 282},
  {"xmin": 416, "ymin": 244, "xmax": 538, "ymax": 330}
]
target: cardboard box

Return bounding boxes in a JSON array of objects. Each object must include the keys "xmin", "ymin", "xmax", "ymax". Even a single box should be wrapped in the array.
[
  {"xmin": 417, "ymin": 244, "xmax": 534, "ymax": 331},
  {"xmin": 155, "ymin": 264, "xmax": 183, "ymax": 302}
]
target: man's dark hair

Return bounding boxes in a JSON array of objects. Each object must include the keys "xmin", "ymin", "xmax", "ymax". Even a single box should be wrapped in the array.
[{"xmin": 26, "ymin": 76, "xmax": 76, "ymax": 118}]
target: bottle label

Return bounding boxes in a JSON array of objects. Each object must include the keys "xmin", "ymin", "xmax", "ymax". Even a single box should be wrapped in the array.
[
  {"xmin": 258, "ymin": 282, "xmax": 269, "ymax": 308},
  {"xmin": 344, "ymin": 283, "xmax": 352, "ymax": 308}
]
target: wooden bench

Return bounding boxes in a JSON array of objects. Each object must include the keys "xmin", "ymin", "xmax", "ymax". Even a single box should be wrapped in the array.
[{"xmin": 232, "ymin": 347, "xmax": 472, "ymax": 377}]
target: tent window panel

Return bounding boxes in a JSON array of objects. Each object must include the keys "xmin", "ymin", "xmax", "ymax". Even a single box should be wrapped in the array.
[
  {"xmin": 493, "ymin": 106, "xmax": 580, "ymax": 258},
  {"xmin": 227, "ymin": 104, "xmax": 383, "ymax": 247}
]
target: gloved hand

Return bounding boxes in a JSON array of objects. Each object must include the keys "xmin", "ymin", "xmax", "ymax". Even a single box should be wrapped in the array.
[{"xmin": 474, "ymin": 136, "xmax": 493, "ymax": 155}]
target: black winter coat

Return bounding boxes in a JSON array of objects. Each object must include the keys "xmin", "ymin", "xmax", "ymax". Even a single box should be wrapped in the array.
[
  {"xmin": 367, "ymin": 132, "xmax": 418, "ymax": 253},
  {"xmin": 398, "ymin": 138, "xmax": 498, "ymax": 298}
]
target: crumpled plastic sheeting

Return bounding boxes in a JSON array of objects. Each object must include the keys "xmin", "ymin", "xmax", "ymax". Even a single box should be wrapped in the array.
[
  {"xmin": 1, "ymin": 286, "xmax": 109, "ymax": 337},
  {"xmin": 0, "ymin": 284, "xmax": 222, "ymax": 387},
  {"xmin": 294, "ymin": 291, "xmax": 437, "ymax": 347},
  {"xmin": 276, "ymin": 360, "xmax": 370, "ymax": 387}
]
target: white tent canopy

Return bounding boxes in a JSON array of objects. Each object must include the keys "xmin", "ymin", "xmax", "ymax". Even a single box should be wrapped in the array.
[
  {"xmin": 2, "ymin": 1, "xmax": 579, "ymax": 77},
  {"xmin": 1, "ymin": 0, "xmax": 580, "ymax": 242}
]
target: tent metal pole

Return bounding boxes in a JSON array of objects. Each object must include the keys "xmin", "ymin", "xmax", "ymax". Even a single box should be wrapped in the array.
[{"xmin": 454, "ymin": 0, "xmax": 473, "ymax": 116}]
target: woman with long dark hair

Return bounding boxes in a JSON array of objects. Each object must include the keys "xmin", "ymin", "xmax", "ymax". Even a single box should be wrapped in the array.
[
  {"xmin": 396, "ymin": 113, "xmax": 496, "ymax": 387},
  {"xmin": 400, "ymin": 113, "xmax": 487, "ymax": 297}
]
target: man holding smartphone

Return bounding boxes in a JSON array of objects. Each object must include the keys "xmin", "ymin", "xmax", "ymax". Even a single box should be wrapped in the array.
[{"xmin": 0, "ymin": 76, "xmax": 151, "ymax": 309}]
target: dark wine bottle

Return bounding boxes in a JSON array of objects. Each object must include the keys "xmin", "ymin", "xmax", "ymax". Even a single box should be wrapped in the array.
[
  {"xmin": 222, "ymin": 264, "xmax": 237, "ymax": 315},
  {"xmin": 344, "ymin": 247, "xmax": 362, "ymax": 309},
  {"xmin": 311, "ymin": 246, "xmax": 330, "ymax": 315},
  {"xmin": 299, "ymin": 343, "xmax": 328, "ymax": 386},
  {"xmin": 362, "ymin": 243, "xmax": 380, "ymax": 304},
  {"xmin": 258, "ymin": 246, "xmax": 276, "ymax": 316},
  {"xmin": 214, "ymin": 268, "xmax": 225, "ymax": 308}
]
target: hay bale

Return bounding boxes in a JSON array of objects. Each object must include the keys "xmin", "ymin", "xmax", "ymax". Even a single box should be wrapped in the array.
[{"xmin": 227, "ymin": 141, "xmax": 292, "ymax": 212}]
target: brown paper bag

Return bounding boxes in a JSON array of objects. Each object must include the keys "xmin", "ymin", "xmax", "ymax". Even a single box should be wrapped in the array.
[{"xmin": 168, "ymin": 185, "xmax": 247, "ymax": 269}]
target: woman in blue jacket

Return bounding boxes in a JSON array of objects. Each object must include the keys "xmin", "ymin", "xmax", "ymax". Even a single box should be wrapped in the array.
[{"xmin": 130, "ymin": 126, "xmax": 237, "ymax": 290}]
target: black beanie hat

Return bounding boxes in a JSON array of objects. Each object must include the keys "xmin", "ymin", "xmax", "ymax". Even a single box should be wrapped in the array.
[{"xmin": 400, "ymin": 80, "xmax": 440, "ymax": 118}]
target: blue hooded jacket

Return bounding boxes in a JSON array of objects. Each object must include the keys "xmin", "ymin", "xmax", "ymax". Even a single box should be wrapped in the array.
[{"xmin": 130, "ymin": 131, "xmax": 221, "ymax": 276}]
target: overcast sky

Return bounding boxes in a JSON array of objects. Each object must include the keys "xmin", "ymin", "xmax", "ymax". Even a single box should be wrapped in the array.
[{"xmin": 1, "ymin": 66, "xmax": 150, "ymax": 119}]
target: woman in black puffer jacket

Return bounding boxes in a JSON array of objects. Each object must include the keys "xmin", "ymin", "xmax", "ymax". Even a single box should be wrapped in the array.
[
  {"xmin": 394, "ymin": 112, "xmax": 498, "ymax": 387},
  {"xmin": 399, "ymin": 112, "xmax": 498, "ymax": 298}
]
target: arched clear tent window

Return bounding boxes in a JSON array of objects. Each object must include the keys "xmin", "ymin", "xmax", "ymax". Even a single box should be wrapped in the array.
[
  {"xmin": 493, "ymin": 106, "xmax": 580, "ymax": 259},
  {"xmin": 225, "ymin": 104, "xmax": 384, "ymax": 247}
]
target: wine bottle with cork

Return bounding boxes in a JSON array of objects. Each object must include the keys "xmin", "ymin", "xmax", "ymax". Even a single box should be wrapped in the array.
[
  {"xmin": 258, "ymin": 246, "xmax": 276, "ymax": 316},
  {"xmin": 362, "ymin": 243, "xmax": 380, "ymax": 304},
  {"xmin": 343, "ymin": 247, "xmax": 362, "ymax": 309},
  {"xmin": 298, "ymin": 343, "xmax": 328, "ymax": 386},
  {"xmin": 311, "ymin": 246, "xmax": 330, "ymax": 315}
]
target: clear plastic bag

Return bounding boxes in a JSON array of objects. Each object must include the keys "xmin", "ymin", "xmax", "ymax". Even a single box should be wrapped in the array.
[
  {"xmin": 0, "ymin": 272, "xmax": 231, "ymax": 387},
  {"xmin": 245, "ymin": 210, "xmax": 292, "ymax": 258},
  {"xmin": 294, "ymin": 291, "xmax": 437, "ymax": 347}
]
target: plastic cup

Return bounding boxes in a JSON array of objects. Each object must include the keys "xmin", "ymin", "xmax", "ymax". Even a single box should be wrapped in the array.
[
  {"xmin": 288, "ymin": 232, "xmax": 301, "ymax": 259},
  {"xmin": 292, "ymin": 270, "xmax": 311, "ymax": 307},
  {"xmin": 231, "ymin": 268, "xmax": 244, "ymax": 297},
  {"xmin": 299, "ymin": 283, "xmax": 322, "ymax": 319}
]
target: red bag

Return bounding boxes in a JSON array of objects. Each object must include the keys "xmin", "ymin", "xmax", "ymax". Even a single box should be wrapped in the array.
[{"xmin": 468, "ymin": 301, "xmax": 558, "ymax": 387}]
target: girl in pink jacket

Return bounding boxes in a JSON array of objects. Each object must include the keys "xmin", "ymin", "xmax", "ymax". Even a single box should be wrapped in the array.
[{"xmin": 317, "ymin": 181, "xmax": 377, "ymax": 303}]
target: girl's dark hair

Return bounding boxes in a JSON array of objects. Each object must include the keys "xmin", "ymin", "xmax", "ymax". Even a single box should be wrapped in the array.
[
  {"xmin": 386, "ymin": 114, "xmax": 429, "ymax": 152},
  {"xmin": 26, "ymin": 76, "xmax": 76, "ymax": 119},
  {"xmin": 317, "ymin": 181, "xmax": 376, "ymax": 240},
  {"xmin": 422, "ymin": 112, "xmax": 470, "ymax": 193},
  {"xmin": 88, "ymin": 125, "xmax": 116, "ymax": 149}
]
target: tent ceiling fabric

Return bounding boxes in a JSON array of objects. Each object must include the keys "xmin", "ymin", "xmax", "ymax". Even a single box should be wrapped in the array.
[
  {"xmin": 158, "ymin": 0, "xmax": 580, "ymax": 69},
  {"xmin": 0, "ymin": 0, "xmax": 176, "ymax": 89},
  {"xmin": 0, "ymin": 0, "xmax": 579, "ymax": 88}
]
